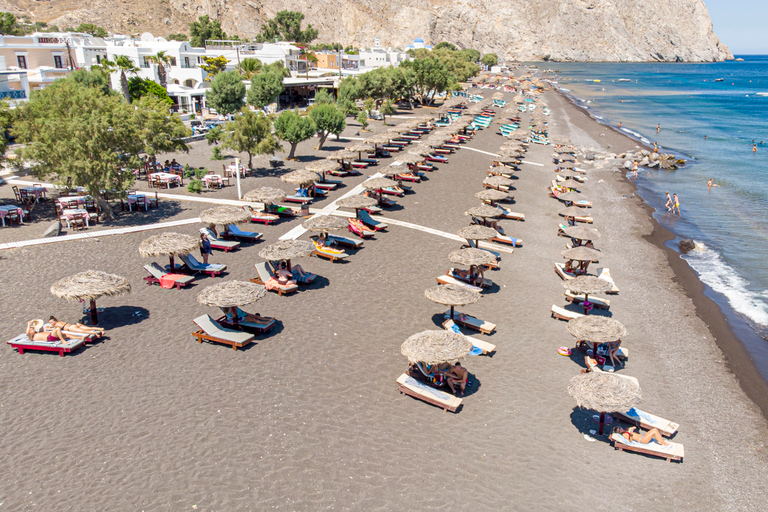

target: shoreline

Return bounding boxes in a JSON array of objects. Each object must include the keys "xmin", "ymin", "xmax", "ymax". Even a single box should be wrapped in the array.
[{"xmin": 553, "ymin": 86, "xmax": 768, "ymax": 419}]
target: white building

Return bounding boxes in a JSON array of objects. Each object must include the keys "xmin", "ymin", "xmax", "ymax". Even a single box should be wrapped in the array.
[{"xmin": 205, "ymin": 40, "xmax": 305, "ymax": 74}]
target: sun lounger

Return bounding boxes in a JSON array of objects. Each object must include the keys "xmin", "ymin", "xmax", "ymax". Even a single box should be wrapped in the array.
[
  {"xmin": 436, "ymin": 274, "xmax": 483, "ymax": 292},
  {"xmin": 201, "ymin": 228, "xmax": 240, "ymax": 252},
  {"xmin": 250, "ymin": 262, "xmax": 298, "ymax": 296},
  {"xmin": 192, "ymin": 314, "xmax": 254, "ymax": 351},
  {"xmin": 143, "ymin": 262, "xmax": 196, "ymax": 290},
  {"xmin": 359, "ymin": 210, "xmax": 388, "ymax": 231},
  {"xmin": 615, "ymin": 408, "xmax": 680, "ymax": 438},
  {"xmin": 348, "ymin": 218, "xmax": 376, "ymax": 238},
  {"xmin": 443, "ymin": 319, "xmax": 495, "ymax": 355},
  {"xmin": 396, "ymin": 373, "xmax": 462, "ymax": 413},
  {"xmin": 610, "ymin": 432, "xmax": 684, "ymax": 463},
  {"xmin": 248, "ymin": 210, "xmax": 280, "ymax": 225},
  {"xmin": 448, "ymin": 268, "xmax": 493, "ymax": 288},
  {"xmin": 327, "ymin": 234, "xmax": 363, "ymax": 249},
  {"xmin": 497, "ymin": 208, "xmax": 524, "ymax": 221},
  {"xmin": 284, "ymin": 194, "xmax": 313, "ymax": 204},
  {"xmin": 564, "ymin": 291, "xmax": 610, "ymax": 309},
  {"xmin": 488, "ymin": 168, "xmax": 513, "ymax": 178},
  {"xmin": 598, "ymin": 268, "xmax": 619, "ymax": 293},
  {"xmin": 443, "ymin": 311, "xmax": 495, "ymax": 335},
  {"xmin": 491, "ymin": 234, "xmax": 522, "ymax": 247},
  {"xmin": 554, "ymin": 262, "xmax": 588, "ymax": 280},
  {"xmin": 584, "ymin": 357, "xmax": 639, "ymax": 385},
  {"xmin": 180, "ymin": 254, "xmax": 227, "ymax": 277},
  {"xmin": 7, "ymin": 333, "xmax": 85, "ymax": 356},
  {"xmin": 312, "ymin": 240, "xmax": 349, "ymax": 262},
  {"xmin": 551, "ymin": 304, "xmax": 585, "ymax": 321},
  {"xmin": 217, "ymin": 310, "xmax": 275, "ymax": 335},
  {"xmin": 362, "ymin": 204, "xmax": 383, "ymax": 214},
  {"xmin": 267, "ymin": 261, "xmax": 316, "ymax": 285},
  {"xmin": 267, "ymin": 205, "xmax": 300, "ymax": 217},
  {"xmin": 225, "ymin": 224, "xmax": 263, "ymax": 242},
  {"xmin": 313, "ymin": 181, "xmax": 339, "ymax": 191}
]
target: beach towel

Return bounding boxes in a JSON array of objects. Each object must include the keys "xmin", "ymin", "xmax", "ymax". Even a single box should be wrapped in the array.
[
  {"xmin": 159, "ymin": 273, "xmax": 187, "ymax": 289},
  {"xmin": 626, "ymin": 407, "xmax": 655, "ymax": 424}
]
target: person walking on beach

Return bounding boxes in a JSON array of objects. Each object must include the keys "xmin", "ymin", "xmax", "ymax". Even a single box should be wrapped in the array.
[
  {"xmin": 673, "ymin": 194, "xmax": 681, "ymax": 215},
  {"xmin": 665, "ymin": 191, "xmax": 672, "ymax": 211},
  {"xmin": 200, "ymin": 232, "xmax": 212, "ymax": 264},
  {"xmin": 632, "ymin": 161, "xmax": 639, "ymax": 177}
]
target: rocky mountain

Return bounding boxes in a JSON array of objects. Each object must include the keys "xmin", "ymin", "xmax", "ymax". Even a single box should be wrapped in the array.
[{"xmin": 0, "ymin": 0, "xmax": 732, "ymax": 62}]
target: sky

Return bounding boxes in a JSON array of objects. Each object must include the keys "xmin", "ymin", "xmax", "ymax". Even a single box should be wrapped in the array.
[{"xmin": 706, "ymin": 0, "xmax": 768, "ymax": 54}]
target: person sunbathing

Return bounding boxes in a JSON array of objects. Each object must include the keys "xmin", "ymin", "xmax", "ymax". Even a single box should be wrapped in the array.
[
  {"xmin": 222, "ymin": 306, "xmax": 273, "ymax": 325},
  {"xmin": 275, "ymin": 262, "xmax": 298, "ymax": 285},
  {"xmin": 446, "ymin": 362, "xmax": 469, "ymax": 396},
  {"xmin": 26, "ymin": 321, "xmax": 67, "ymax": 343},
  {"xmin": 280, "ymin": 260, "xmax": 307, "ymax": 279},
  {"xmin": 614, "ymin": 426, "xmax": 669, "ymax": 446},
  {"xmin": 48, "ymin": 316, "xmax": 105, "ymax": 336},
  {"xmin": 451, "ymin": 267, "xmax": 485, "ymax": 287}
]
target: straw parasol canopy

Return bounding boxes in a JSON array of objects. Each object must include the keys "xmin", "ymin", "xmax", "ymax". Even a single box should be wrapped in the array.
[
  {"xmin": 400, "ymin": 330, "xmax": 473, "ymax": 365},
  {"xmin": 567, "ymin": 316, "xmax": 627, "ymax": 343},
  {"xmin": 556, "ymin": 170, "xmax": 582, "ymax": 179},
  {"xmin": 51, "ymin": 270, "xmax": 131, "ymax": 324},
  {"xmin": 425, "ymin": 283, "xmax": 481, "ymax": 320},
  {"xmin": 457, "ymin": 225, "xmax": 497, "ymax": 242},
  {"xmin": 568, "ymin": 372, "xmax": 642, "ymax": 435},
  {"xmin": 555, "ymin": 147, "xmax": 575, "ymax": 154},
  {"xmin": 556, "ymin": 191, "xmax": 588, "ymax": 203},
  {"xmin": 198, "ymin": 280, "xmax": 266, "ymax": 308},
  {"xmin": 467, "ymin": 204, "xmax": 503, "ymax": 218},
  {"xmin": 559, "ymin": 179, "xmax": 582, "ymax": 189},
  {"xmin": 562, "ymin": 246, "xmax": 602, "ymax": 261},
  {"xmin": 449, "ymin": 247, "xmax": 496, "ymax": 267},
  {"xmin": 335, "ymin": 194, "xmax": 379, "ymax": 212},
  {"xmin": 347, "ymin": 142, "xmax": 373, "ymax": 153},
  {"xmin": 552, "ymin": 137, "xmax": 572, "ymax": 146},
  {"xmin": 563, "ymin": 276, "xmax": 613, "ymax": 295},
  {"xmin": 326, "ymin": 149, "xmax": 358, "ymax": 161},
  {"xmin": 199, "ymin": 205, "xmax": 251, "ymax": 226},
  {"xmin": 364, "ymin": 132, "xmax": 392, "ymax": 145},
  {"xmin": 483, "ymin": 175, "xmax": 514, "ymax": 188},
  {"xmin": 302, "ymin": 214, "xmax": 349, "ymax": 232},
  {"xmin": 408, "ymin": 146, "xmax": 434, "ymax": 157},
  {"xmin": 139, "ymin": 232, "xmax": 199, "ymax": 259},
  {"xmin": 305, "ymin": 160, "xmax": 340, "ymax": 174},
  {"xmin": 396, "ymin": 152, "xmax": 424, "ymax": 164},
  {"xmin": 281, "ymin": 169, "xmax": 321, "ymax": 186},
  {"xmin": 259, "ymin": 239, "xmax": 315, "ymax": 262},
  {"xmin": 513, "ymin": 94, "xmax": 525, "ymax": 103},
  {"xmin": 243, "ymin": 187, "xmax": 287, "ymax": 204},
  {"xmin": 379, "ymin": 164, "xmax": 408, "ymax": 177},
  {"xmin": 563, "ymin": 225, "xmax": 601, "ymax": 241},
  {"xmin": 362, "ymin": 177, "xmax": 398, "ymax": 190},
  {"xmin": 475, "ymin": 189, "xmax": 510, "ymax": 202},
  {"xmin": 559, "ymin": 206, "xmax": 590, "ymax": 217}
]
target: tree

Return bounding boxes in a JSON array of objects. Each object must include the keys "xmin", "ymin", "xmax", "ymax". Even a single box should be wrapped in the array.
[
  {"xmin": 207, "ymin": 70, "xmax": 245, "ymax": 115},
  {"xmin": 222, "ymin": 108, "xmax": 281, "ymax": 169},
  {"xmin": 240, "ymin": 57, "xmax": 262, "ymax": 79},
  {"xmin": 0, "ymin": 100, "xmax": 12, "ymax": 162},
  {"xmin": 310, "ymin": 103, "xmax": 345, "ymax": 150},
  {"xmin": 189, "ymin": 15, "xmax": 227, "ymax": 48},
  {"xmin": 0, "ymin": 12, "xmax": 19, "ymax": 35},
  {"xmin": 168, "ymin": 33, "xmax": 188, "ymax": 41},
  {"xmin": 128, "ymin": 77, "xmax": 173, "ymax": 106},
  {"xmin": 435, "ymin": 42, "xmax": 457, "ymax": 51},
  {"xmin": 314, "ymin": 88, "xmax": 334, "ymax": 105},
  {"xmin": 274, "ymin": 109, "xmax": 316, "ymax": 159},
  {"xmin": 69, "ymin": 68, "xmax": 114, "ymax": 97},
  {"xmin": 13, "ymin": 81, "xmax": 143, "ymax": 220},
  {"xmin": 101, "ymin": 56, "xmax": 138, "ymax": 103},
  {"xmin": 76, "ymin": 23, "xmax": 108, "ymax": 38},
  {"xmin": 246, "ymin": 67, "xmax": 284, "ymax": 109},
  {"xmin": 206, "ymin": 125, "xmax": 223, "ymax": 146},
  {"xmin": 255, "ymin": 10, "xmax": 318, "ymax": 44},
  {"xmin": 356, "ymin": 109, "xmax": 368, "ymax": 131},
  {"xmin": 146, "ymin": 51, "xmax": 173, "ymax": 88},
  {"xmin": 133, "ymin": 95, "xmax": 189, "ymax": 171},
  {"xmin": 458, "ymin": 49, "xmax": 481, "ymax": 63},
  {"xmin": 380, "ymin": 99, "xmax": 396, "ymax": 124},
  {"xmin": 481, "ymin": 53, "xmax": 499, "ymax": 67},
  {"xmin": 199, "ymin": 55, "xmax": 229, "ymax": 81},
  {"xmin": 401, "ymin": 58, "xmax": 451, "ymax": 105}
]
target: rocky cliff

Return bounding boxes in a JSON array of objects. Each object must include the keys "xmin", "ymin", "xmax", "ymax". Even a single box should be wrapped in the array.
[{"xmin": 0, "ymin": 0, "xmax": 732, "ymax": 62}]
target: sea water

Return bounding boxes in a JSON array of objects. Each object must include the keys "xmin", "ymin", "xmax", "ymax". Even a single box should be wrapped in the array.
[{"xmin": 537, "ymin": 57, "xmax": 768, "ymax": 378}]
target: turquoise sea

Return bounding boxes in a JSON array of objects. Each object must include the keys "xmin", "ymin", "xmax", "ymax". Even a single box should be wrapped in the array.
[{"xmin": 541, "ymin": 56, "xmax": 768, "ymax": 378}]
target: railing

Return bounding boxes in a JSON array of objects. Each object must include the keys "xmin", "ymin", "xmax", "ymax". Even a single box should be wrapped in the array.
[{"xmin": 0, "ymin": 90, "xmax": 27, "ymax": 100}]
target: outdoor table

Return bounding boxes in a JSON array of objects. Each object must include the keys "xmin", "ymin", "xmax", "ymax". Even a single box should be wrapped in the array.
[
  {"xmin": 0, "ymin": 204, "xmax": 24, "ymax": 226},
  {"xmin": 226, "ymin": 164, "xmax": 247, "ymax": 178},
  {"xmin": 58, "ymin": 195, "xmax": 89, "ymax": 208},
  {"xmin": 202, "ymin": 174, "xmax": 224, "ymax": 189},
  {"xmin": 150, "ymin": 172, "xmax": 182, "ymax": 188},
  {"xmin": 126, "ymin": 194, "xmax": 148, "ymax": 211},
  {"xmin": 62, "ymin": 208, "xmax": 89, "ymax": 229},
  {"xmin": 21, "ymin": 187, "xmax": 47, "ymax": 202}
]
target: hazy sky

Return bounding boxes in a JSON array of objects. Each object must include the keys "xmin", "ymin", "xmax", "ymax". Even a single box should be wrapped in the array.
[{"xmin": 706, "ymin": 0, "xmax": 768, "ymax": 54}]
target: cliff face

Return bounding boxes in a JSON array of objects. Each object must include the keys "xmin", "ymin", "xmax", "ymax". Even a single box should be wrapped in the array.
[{"xmin": 0, "ymin": 0, "xmax": 733, "ymax": 62}]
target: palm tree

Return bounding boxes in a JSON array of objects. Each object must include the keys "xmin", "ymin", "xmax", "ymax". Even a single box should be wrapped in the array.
[
  {"xmin": 146, "ymin": 51, "xmax": 173, "ymax": 89},
  {"xmin": 239, "ymin": 57, "xmax": 262, "ymax": 80},
  {"xmin": 101, "ymin": 55, "xmax": 138, "ymax": 103}
]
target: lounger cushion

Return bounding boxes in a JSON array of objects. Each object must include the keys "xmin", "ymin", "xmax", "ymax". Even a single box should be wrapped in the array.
[{"xmin": 193, "ymin": 315, "xmax": 253, "ymax": 344}]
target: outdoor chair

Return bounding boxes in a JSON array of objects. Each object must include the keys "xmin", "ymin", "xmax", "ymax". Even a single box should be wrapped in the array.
[{"xmin": 250, "ymin": 262, "xmax": 298, "ymax": 296}]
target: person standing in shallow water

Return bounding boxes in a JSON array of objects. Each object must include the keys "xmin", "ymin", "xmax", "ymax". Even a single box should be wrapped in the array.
[
  {"xmin": 664, "ymin": 191, "xmax": 672, "ymax": 212},
  {"xmin": 673, "ymin": 194, "xmax": 681, "ymax": 215}
]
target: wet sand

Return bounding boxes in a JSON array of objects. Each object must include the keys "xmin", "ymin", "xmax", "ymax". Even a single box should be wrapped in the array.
[{"xmin": 0, "ymin": 90, "xmax": 766, "ymax": 510}]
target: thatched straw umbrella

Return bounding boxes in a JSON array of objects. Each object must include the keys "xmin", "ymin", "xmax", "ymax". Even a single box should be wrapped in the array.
[
  {"xmin": 243, "ymin": 187, "xmax": 287, "ymax": 205},
  {"xmin": 424, "ymin": 284, "xmax": 481, "ymax": 321},
  {"xmin": 568, "ymin": 315, "xmax": 627, "ymax": 343},
  {"xmin": 139, "ymin": 232, "xmax": 200, "ymax": 271},
  {"xmin": 467, "ymin": 204, "xmax": 502, "ymax": 219},
  {"xmin": 347, "ymin": 142, "xmax": 373, "ymax": 161},
  {"xmin": 559, "ymin": 205, "xmax": 590, "ymax": 218},
  {"xmin": 200, "ymin": 206, "xmax": 251, "ymax": 233},
  {"xmin": 475, "ymin": 189, "xmax": 510, "ymax": 205},
  {"xmin": 556, "ymin": 191, "xmax": 589, "ymax": 205},
  {"xmin": 302, "ymin": 215, "xmax": 348, "ymax": 235},
  {"xmin": 513, "ymin": 94, "xmax": 525, "ymax": 103},
  {"xmin": 258, "ymin": 240, "xmax": 315, "ymax": 272},
  {"xmin": 556, "ymin": 170, "xmax": 582, "ymax": 180},
  {"xmin": 281, "ymin": 169, "xmax": 321, "ymax": 186},
  {"xmin": 198, "ymin": 280, "xmax": 267, "ymax": 327},
  {"xmin": 562, "ymin": 276, "xmax": 613, "ymax": 314},
  {"xmin": 305, "ymin": 160, "xmax": 341, "ymax": 183},
  {"xmin": 396, "ymin": 152, "xmax": 424, "ymax": 165},
  {"xmin": 401, "ymin": 330, "xmax": 473, "ymax": 365},
  {"xmin": 361, "ymin": 176, "xmax": 398, "ymax": 206},
  {"xmin": 379, "ymin": 164, "xmax": 408, "ymax": 177},
  {"xmin": 568, "ymin": 372, "xmax": 642, "ymax": 435},
  {"xmin": 555, "ymin": 147, "xmax": 575, "ymax": 154},
  {"xmin": 449, "ymin": 248, "xmax": 496, "ymax": 287},
  {"xmin": 50, "ymin": 270, "xmax": 131, "ymax": 325},
  {"xmin": 483, "ymin": 175, "xmax": 513, "ymax": 190},
  {"xmin": 563, "ymin": 225, "xmax": 601, "ymax": 243},
  {"xmin": 457, "ymin": 225, "xmax": 497, "ymax": 247},
  {"xmin": 559, "ymin": 178, "xmax": 582, "ymax": 190},
  {"xmin": 335, "ymin": 194, "xmax": 379, "ymax": 217},
  {"xmin": 562, "ymin": 246, "xmax": 602, "ymax": 262}
]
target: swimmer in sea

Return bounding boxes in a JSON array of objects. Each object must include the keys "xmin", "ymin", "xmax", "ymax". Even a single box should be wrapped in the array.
[
  {"xmin": 707, "ymin": 178, "xmax": 720, "ymax": 189},
  {"xmin": 754, "ymin": 145, "xmax": 758, "ymax": 153},
  {"xmin": 656, "ymin": 124, "xmax": 660, "ymax": 133}
]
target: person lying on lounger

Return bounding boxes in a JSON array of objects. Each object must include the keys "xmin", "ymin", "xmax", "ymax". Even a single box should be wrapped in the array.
[
  {"xmin": 452, "ymin": 267, "xmax": 485, "ymax": 287},
  {"xmin": 26, "ymin": 321, "xmax": 67, "ymax": 342},
  {"xmin": 446, "ymin": 363, "xmax": 469, "ymax": 396},
  {"xmin": 221, "ymin": 306, "xmax": 273, "ymax": 325},
  {"xmin": 279, "ymin": 260, "xmax": 307, "ymax": 279},
  {"xmin": 48, "ymin": 316, "xmax": 105, "ymax": 336},
  {"xmin": 614, "ymin": 426, "xmax": 669, "ymax": 446}
]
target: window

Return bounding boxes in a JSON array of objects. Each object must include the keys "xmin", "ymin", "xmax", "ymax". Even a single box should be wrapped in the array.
[
  {"xmin": 96, "ymin": 55, "xmax": 101, "ymax": 64},
  {"xmin": 169, "ymin": 57, "xmax": 177, "ymax": 67},
  {"xmin": 16, "ymin": 55, "xmax": 27, "ymax": 69},
  {"xmin": 183, "ymin": 56, "xmax": 190, "ymax": 68},
  {"xmin": 53, "ymin": 55, "xmax": 63, "ymax": 69}
]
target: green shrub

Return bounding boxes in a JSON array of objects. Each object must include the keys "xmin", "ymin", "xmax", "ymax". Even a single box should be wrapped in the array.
[
  {"xmin": 357, "ymin": 109, "xmax": 369, "ymax": 130},
  {"xmin": 187, "ymin": 179, "xmax": 203, "ymax": 194},
  {"xmin": 211, "ymin": 146, "xmax": 223, "ymax": 160}
]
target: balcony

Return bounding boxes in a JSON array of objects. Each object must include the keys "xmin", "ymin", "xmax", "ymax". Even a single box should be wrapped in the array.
[{"xmin": 0, "ymin": 90, "xmax": 27, "ymax": 100}]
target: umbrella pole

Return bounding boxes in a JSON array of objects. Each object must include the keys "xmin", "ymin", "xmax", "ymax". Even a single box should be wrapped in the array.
[
  {"xmin": 169, "ymin": 255, "xmax": 175, "ymax": 270},
  {"xmin": 90, "ymin": 299, "xmax": 98, "ymax": 325},
  {"xmin": 450, "ymin": 305, "xmax": 455, "ymax": 320},
  {"xmin": 583, "ymin": 293, "xmax": 590, "ymax": 315},
  {"xmin": 287, "ymin": 259, "xmax": 292, "ymax": 272}
]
